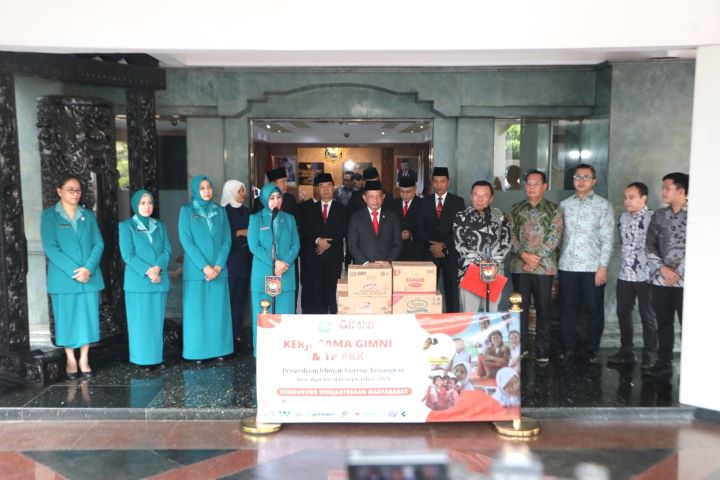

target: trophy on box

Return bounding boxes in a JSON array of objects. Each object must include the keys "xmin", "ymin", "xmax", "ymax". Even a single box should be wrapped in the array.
[
  {"xmin": 264, "ymin": 207, "xmax": 282, "ymax": 313},
  {"xmin": 478, "ymin": 245, "xmax": 498, "ymax": 313}
]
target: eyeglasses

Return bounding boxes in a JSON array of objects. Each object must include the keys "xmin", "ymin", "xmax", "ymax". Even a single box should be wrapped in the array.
[
  {"xmin": 573, "ymin": 175, "xmax": 595, "ymax": 182},
  {"xmin": 64, "ymin": 188, "xmax": 82, "ymax": 195},
  {"xmin": 525, "ymin": 182, "xmax": 543, "ymax": 188}
]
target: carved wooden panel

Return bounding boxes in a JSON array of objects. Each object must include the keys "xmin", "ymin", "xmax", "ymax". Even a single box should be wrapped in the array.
[
  {"xmin": 126, "ymin": 88, "xmax": 159, "ymax": 212},
  {"xmin": 37, "ymin": 96, "xmax": 124, "ymax": 342},
  {"xmin": 0, "ymin": 73, "xmax": 29, "ymax": 355}
]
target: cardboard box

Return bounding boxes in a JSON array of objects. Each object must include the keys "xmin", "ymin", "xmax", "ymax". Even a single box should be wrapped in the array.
[
  {"xmin": 347, "ymin": 264, "xmax": 393, "ymax": 297},
  {"xmin": 391, "ymin": 261, "xmax": 437, "ymax": 293},
  {"xmin": 337, "ymin": 291, "xmax": 392, "ymax": 314},
  {"xmin": 336, "ymin": 279, "xmax": 348, "ymax": 295},
  {"xmin": 392, "ymin": 291, "xmax": 443, "ymax": 314}
]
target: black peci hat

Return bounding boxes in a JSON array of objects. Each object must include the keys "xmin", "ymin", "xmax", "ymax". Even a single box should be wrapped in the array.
[
  {"xmin": 363, "ymin": 167, "xmax": 380, "ymax": 180},
  {"xmin": 314, "ymin": 173, "xmax": 333, "ymax": 185},
  {"xmin": 363, "ymin": 180, "xmax": 383, "ymax": 192},
  {"xmin": 432, "ymin": 167, "xmax": 449, "ymax": 178},
  {"xmin": 398, "ymin": 175, "xmax": 417, "ymax": 188},
  {"xmin": 267, "ymin": 167, "xmax": 287, "ymax": 182}
]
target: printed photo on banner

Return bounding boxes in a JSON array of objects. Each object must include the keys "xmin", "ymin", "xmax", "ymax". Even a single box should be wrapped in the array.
[{"xmin": 255, "ymin": 312, "xmax": 521, "ymax": 424}]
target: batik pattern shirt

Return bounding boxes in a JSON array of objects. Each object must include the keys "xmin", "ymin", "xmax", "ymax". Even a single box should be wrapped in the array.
[
  {"xmin": 558, "ymin": 193, "xmax": 614, "ymax": 272},
  {"xmin": 617, "ymin": 207, "xmax": 653, "ymax": 282},
  {"xmin": 453, "ymin": 206, "xmax": 511, "ymax": 277},
  {"xmin": 646, "ymin": 204, "xmax": 687, "ymax": 287},
  {"xmin": 509, "ymin": 198, "xmax": 563, "ymax": 275}
]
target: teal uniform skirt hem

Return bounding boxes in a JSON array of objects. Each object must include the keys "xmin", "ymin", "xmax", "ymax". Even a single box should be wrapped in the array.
[
  {"xmin": 182, "ymin": 279, "xmax": 234, "ymax": 360},
  {"xmin": 126, "ymin": 291, "xmax": 167, "ymax": 365},
  {"xmin": 51, "ymin": 292, "xmax": 100, "ymax": 348}
]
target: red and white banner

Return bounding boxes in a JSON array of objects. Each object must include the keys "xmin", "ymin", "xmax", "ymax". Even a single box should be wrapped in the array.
[{"xmin": 256, "ymin": 312, "xmax": 521, "ymax": 423}]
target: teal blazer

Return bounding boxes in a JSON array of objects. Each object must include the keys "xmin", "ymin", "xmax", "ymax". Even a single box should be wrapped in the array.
[
  {"xmin": 41, "ymin": 206, "xmax": 105, "ymax": 294},
  {"xmin": 248, "ymin": 210, "xmax": 300, "ymax": 292},
  {"xmin": 119, "ymin": 217, "xmax": 172, "ymax": 293},
  {"xmin": 178, "ymin": 203, "xmax": 231, "ymax": 281}
]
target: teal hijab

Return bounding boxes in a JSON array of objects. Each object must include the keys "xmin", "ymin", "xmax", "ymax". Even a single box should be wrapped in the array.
[
  {"xmin": 259, "ymin": 183, "xmax": 281, "ymax": 212},
  {"xmin": 190, "ymin": 175, "xmax": 219, "ymax": 232},
  {"xmin": 131, "ymin": 189, "xmax": 152, "ymax": 229}
]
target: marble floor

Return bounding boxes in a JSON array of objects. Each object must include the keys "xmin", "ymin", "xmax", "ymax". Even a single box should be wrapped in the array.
[{"xmin": 1, "ymin": 419, "xmax": 720, "ymax": 479}]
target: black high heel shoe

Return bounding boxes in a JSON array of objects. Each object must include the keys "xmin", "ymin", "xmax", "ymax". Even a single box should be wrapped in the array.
[{"xmin": 66, "ymin": 371, "xmax": 80, "ymax": 380}]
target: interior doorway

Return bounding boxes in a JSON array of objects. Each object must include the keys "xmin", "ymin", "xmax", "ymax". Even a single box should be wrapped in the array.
[{"xmin": 249, "ymin": 119, "xmax": 433, "ymax": 205}]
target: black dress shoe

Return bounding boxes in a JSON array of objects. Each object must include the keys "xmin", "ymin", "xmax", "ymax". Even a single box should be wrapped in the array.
[
  {"xmin": 585, "ymin": 351, "xmax": 600, "ymax": 365},
  {"xmin": 648, "ymin": 361, "xmax": 673, "ymax": 379},
  {"xmin": 607, "ymin": 351, "xmax": 636, "ymax": 366}
]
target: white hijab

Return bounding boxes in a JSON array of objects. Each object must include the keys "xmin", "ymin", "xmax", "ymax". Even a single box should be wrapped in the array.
[
  {"xmin": 492, "ymin": 367, "xmax": 520, "ymax": 407},
  {"xmin": 221, "ymin": 180, "xmax": 246, "ymax": 208}
]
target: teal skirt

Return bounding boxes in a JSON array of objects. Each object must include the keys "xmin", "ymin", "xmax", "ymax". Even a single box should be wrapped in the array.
[
  {"xmin": 126, "ymin": 291, "xmax": 167, "ymax": 365},
  {"xmin": 51, "ymin": 292, "xmax": 100, "ymax": 348},
  {"xmin": 182, "ymin": 279, "xmax": 234, "ymax": 360}
]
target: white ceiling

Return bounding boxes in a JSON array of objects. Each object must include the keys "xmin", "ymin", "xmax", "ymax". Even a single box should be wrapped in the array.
[{"xmin": 1, "ymin": 0, "xmax": 718, "ymax": 67}]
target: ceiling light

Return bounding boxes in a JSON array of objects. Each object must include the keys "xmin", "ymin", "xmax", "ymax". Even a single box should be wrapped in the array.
[
  {"xmin": 266, "ymin": 124, "xmax": 271, "ymax": 129},
  {"xmin": 277, "ymin": 130, "xmax": 282, "ymax": 133},
  {"xmin": 381, "ymin": 131, "xmax": 385, "ymax": 135},
  {"xmin": 410, "ymin": 130, "xmax": 414, "ymax": 133},
  {"xmin": 420, "ymin": 125, "xmax": 424, "ymax": 129}
]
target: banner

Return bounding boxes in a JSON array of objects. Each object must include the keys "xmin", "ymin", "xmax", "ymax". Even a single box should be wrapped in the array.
[{"xmin": 256, "ymin": 312, "xmax": 521, "ymax": 423}]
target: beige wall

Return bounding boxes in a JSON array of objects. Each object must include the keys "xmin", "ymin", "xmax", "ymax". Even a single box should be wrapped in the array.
[{"xmin": 297, "ymin": 147, "xmax": 382, "ymax": 198}]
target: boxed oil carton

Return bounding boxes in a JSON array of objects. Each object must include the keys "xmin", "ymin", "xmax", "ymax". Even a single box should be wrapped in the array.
[
  {"xmin": 391, "ymin": 291, "xmax": 443, "ymax": 314},
  {"xmin": 336, "ymin": 278, "xmax": 348, "ymax": 295},
  {"xmin": 347, "ymin": 264, "xmax": 393, "ymax": 297},
  {"xmin": 337, "ymin": 291, "xmax": 392, "ymax": 314},
  {"xmin": 391, "ymin": 261, "xmax": 437, "ymax": 293}
]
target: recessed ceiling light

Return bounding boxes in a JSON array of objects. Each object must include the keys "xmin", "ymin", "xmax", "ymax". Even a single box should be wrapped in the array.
[
  {"xmin": 410, "ymin": 130, "xmax": 414, "ymax": 133},
  {"xmin": 266, "ymin": 124, "xmax": 271, "ymax": 129},
  {"xmin": 420, "ymin": 125, "xmax": 424, "ymax": 129},
  {"xmin": 277, "ymin": 130, "xmax": 282, "ymax": 133},
  {"xmin": 381, "ymin": 131, "xmax": 385, "ymax": 135}
]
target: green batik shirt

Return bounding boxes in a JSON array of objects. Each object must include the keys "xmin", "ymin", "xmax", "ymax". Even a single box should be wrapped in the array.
[{"xmin": 509, "ymin": 198, "xmax": 563, "ymax": 275}]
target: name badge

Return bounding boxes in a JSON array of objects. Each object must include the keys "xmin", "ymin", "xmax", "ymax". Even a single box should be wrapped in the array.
[
  {"xmin": 58, "ymin": 224, "xmax": 71, "ymax": 228},
  {"xmin": 260, "ymin": 226, "xmax": 269, "ymax": 231},
  {"xmin": 192, "ymin": 214, "xmax": 201, "ymax": 219}
]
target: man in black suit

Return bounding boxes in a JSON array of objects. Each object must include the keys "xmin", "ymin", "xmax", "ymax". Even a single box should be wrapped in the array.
[
  {"xmin": 421, "ymin": 167, "xmax": 465, "ymax": 312},
  {"xmin": 347, "ymin": 180, "xmax": 402, "ymax": 265},
  {"xmin": 391, "ymin": 175, "xmax": 426, "ymax": 261},
  {"xmin": 253, "ymin": 166, "xmax": 297, "ymax": 215},
  {"xmin": 299, "ymin": 173, "xmax": 347, "ymax": 314}
]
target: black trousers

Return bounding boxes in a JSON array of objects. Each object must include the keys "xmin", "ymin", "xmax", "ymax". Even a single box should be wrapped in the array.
[
  {"xmin": 512, "ymin": 273, "xmax": 554, "ymax": 357},
  {"xmin": 435, "ymin": 254, "xmax": 460, "ymax": 313},
  {"xmin": 306, "ymin": 255, "xmax": 342, "ymax": 314},
  {"xmin": 616, "ymin": 279, "xmax": 658, "ymax": 360},
  {"xmin": 559, "ymin": 270, "xmax": 605, "ymax": 354},
  {"xmin": 651, "ymin": 285, "xmax": 683, "ymax": 365}
]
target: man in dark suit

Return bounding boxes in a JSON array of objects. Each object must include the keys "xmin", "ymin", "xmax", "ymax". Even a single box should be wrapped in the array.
[
  {"xmin": 391, "ymin": 175, "xmax": 426, "ymax": 261},
  {"xmin": 253, "ymin": 166, "xmax": 297, "ymax": 215},
  {"xmin": 421, "ymin": 167, "xmax": 465, "ymax": 312},
  {"xmin": 296, "ymin": 175, "xmax": 321, "ymax": 313},
  {"xmin": 299, "ymin": 173, "xmax": 347, "ymax": 314},
  {"xmin": 347, "ymin": 180, "xmax": 402, "ymax": 265}
]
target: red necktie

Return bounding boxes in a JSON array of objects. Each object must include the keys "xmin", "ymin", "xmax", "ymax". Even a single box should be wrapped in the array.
[
  {"xmin": 322, "ymin": 203, "xmax": 328, "ymax": 223},
  {"xmin": 403, "ymin": 201, "xmax": 409, "ymax": 217},
  {"xmin": 436, "ymin": 197, "xmax": 443, "ymax": 219},
  {"xmin": 372, "ymin": 210, "xmax": 379, "ymax": 236}
]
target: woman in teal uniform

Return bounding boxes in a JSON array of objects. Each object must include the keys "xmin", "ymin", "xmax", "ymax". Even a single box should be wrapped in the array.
[
  {"xmin": 41, "ymin": 174, "xmax": 104, "ymax": 378},
  {"xmin": 119, "ymin": 189, "xmax": 172, "ymax": 368},
  {"xmin": 248, "ymin": 183, "xmax": 300, "ymax": 356},
  {"xmin": 178, "ymin": 175, "xmax": 233, "ymax": 362}
]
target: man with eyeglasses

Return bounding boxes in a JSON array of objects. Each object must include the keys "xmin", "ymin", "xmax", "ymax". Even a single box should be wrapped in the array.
[
  {"xmin": 509, "ymin": 169, "xmax": 563, "ymax": 366},
  {"xmin": 558, "ymin": 164, "xmax": 614, "ymax": 364}
]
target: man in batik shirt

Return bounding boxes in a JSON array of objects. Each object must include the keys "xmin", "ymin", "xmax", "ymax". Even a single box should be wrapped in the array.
[
  {"xmin": 453, "ymin": 180, "xmax": 511, "ymax": 312},
  {"xmin": 607, "ymin": 182, "xmax": 657, "ymax": 369},
  {"xmin": 645, "ymin": 172, "xmax": 688, "ymax": 379},
  {"xmin": 558, "ymin": 163, "xmax": 614, "ymax": 364},
  {"xmin": 509, "ymin": 169, "xmax": 562, "ymax": 366}
]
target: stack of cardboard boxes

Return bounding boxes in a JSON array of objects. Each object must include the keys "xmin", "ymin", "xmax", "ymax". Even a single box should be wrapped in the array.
[{"xmin": 336, "ymin": 261, "xmax": 443, "ymax": 314}]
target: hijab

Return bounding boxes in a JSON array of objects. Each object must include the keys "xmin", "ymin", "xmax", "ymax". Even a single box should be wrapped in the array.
[
  {"xmin": 190, "ymin": 175, "xmax": 219, "ymax": 232},
  {"xmin": 492, "ymin": 367, "xmax": 520, "ymax": 407},
  {"xmin": 221, "ymin": 179, "xmax": 246, "ymax": 208},
  {"xmin": 131, "ymin": 189, "xmax": 152, "ymax": 229},
  {"xmin": 259, "ymin": 183, "xmax": 281, "ymax": 213}
]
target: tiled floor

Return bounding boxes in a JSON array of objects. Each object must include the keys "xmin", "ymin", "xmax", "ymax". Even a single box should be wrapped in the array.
[{"xmin": 0, "ymin": 420, "xmax": 719, "ymax": 479}]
